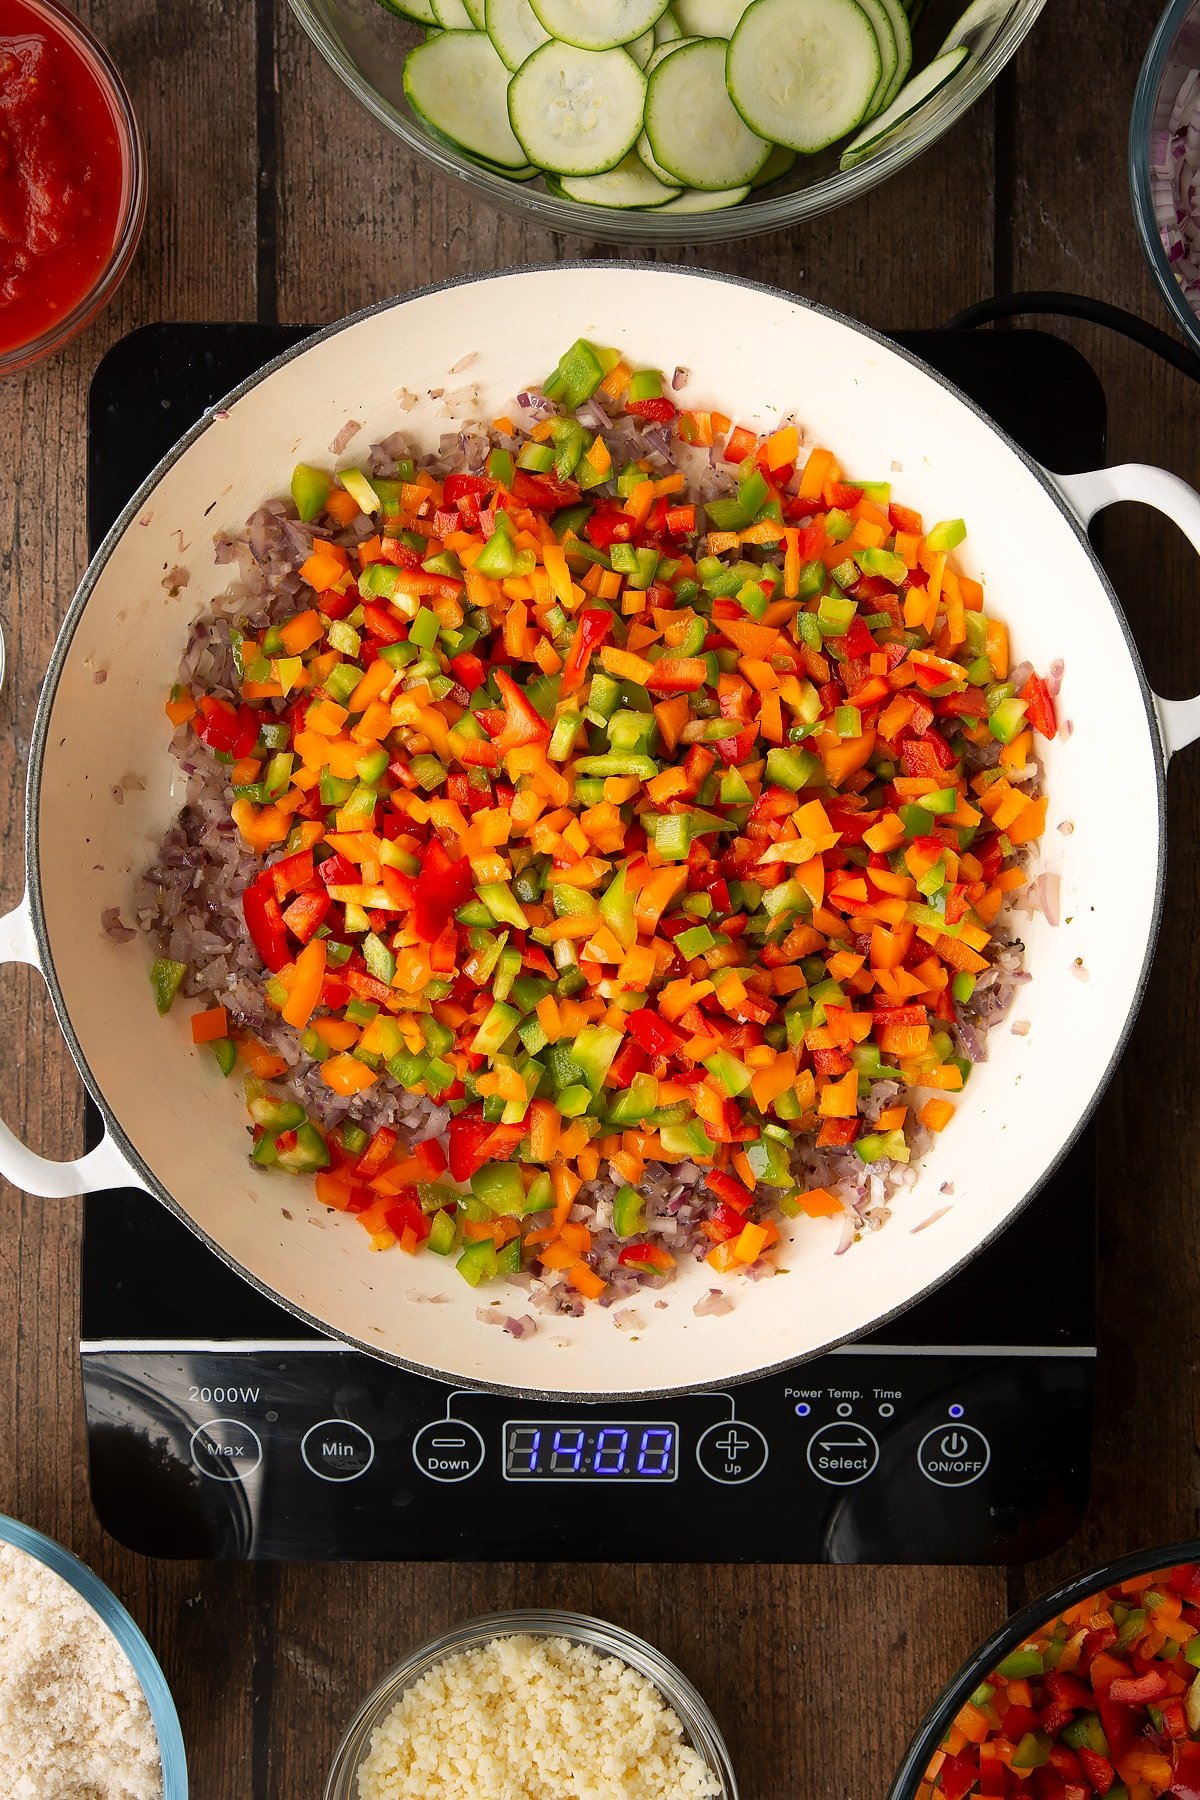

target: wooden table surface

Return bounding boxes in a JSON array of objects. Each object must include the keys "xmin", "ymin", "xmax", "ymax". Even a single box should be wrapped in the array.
[{"xmin": 2, "ymin": 1, "xmax": 1199, "ymax": 1794}]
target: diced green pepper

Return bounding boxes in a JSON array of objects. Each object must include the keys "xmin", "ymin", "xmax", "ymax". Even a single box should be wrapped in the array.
[
  {"xmin": 988, "ymin": 696, "xmax": 1029, "ymax": 743},
  {"xmin": 291, "ymin": 462, "xmax": 331, "ymax": 522},
  {"xmin": 703, "ymin": 1048, "xmax": 753, "ymax": 1097},
  {"xmin": 276, "ymin": 1121, "xmax": 330, "ymax": 1173},
  {"xmin": 338, "ymin": 468, "xmax": 379, "ymax": 515},
  {"xmin": 210, "ymin": 1038, "xmax": 237, "ymax": 1077},
  {"xmin": 571, "ymin": 1023, "xmax": 622, "ymax": 1093},
  {"xmin": 765, "ymin": 746, "xmax": 820, "ymax": 792},
  {"xmin": 150, "ymin": 958, "xmax": 187, "ymax": 1015},
  {"xmin": 996, "ymin": 1649, "xmax": 1044, "ymax": 1680},
  {"xmin": 456, "ymin": 1239, "xmax": 499, "ymax": 1287},
  {"xmin": 471, "ymin": 1162, "xmax": 526, "ymax": 1215},
  {"xmin": 926, "ymin": 518, "xmax": 967, "ymax": 553},
  {"xmin": 612, "ymin": 1185, "xmax": 646, "ymax": 1239}
]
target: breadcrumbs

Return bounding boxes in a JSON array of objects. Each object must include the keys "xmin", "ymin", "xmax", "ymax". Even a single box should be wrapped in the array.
[
  {"xmin": 0, "ymin": 1541, "xmax": 163, "ymax": 1800},
  {"xmin": 357, "ymin": 1633, "xmax": 722, "ymax": 1800}
]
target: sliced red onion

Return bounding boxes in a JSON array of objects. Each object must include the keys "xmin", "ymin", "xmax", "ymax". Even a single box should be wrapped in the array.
[
  {"xmin": 1048, "ymin": 657, "xmax": 1064, "ymax": 697},
  {"xmin": 911, "ymin": 1206, "xmax": 952, "ymax": 1234}
]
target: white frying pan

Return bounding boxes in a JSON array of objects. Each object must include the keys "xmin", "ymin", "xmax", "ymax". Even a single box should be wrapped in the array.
[{"xmin": 3, "ymin": 266, "xmax": 1198, "ymax": 1399}]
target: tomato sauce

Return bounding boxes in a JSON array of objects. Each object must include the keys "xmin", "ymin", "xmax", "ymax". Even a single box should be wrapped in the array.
[{"xmin": 0, "ymin": 0, "xmax": 126, "ymax": 355}]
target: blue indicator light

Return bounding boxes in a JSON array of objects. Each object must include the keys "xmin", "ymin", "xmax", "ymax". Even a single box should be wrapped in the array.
[
  {"xmin": 948, "ymin": 1404, "xmax": 964, "ymax": 1419},
  {"xmin": 794, "ymin": 1402, "xmax": 811, "ymax": 1417}
]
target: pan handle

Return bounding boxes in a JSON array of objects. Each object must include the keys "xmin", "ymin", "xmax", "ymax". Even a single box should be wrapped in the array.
[
  {"xmin": 1054, "ymin": 464, "xmax": 1200, "ymax": 760},
  {"xmin": 0, "ymin": 894, "xmax": 149, "ymax": 1198}
]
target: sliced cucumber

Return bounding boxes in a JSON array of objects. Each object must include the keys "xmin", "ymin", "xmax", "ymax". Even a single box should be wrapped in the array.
[
  {"xmin": 431, "ymin": 0, "xmax": 476, "ymax": 25},
  {"xmin": 727, "ymin": 0, "xmax": 881, "ymax": 153},
  {"xmin": 637, "ymin": 128, "xmax": 683, "ymax": 183},
  {"xmin": 463, "ymin": 0, "xmax": 486, "ymax": 22},
  {"xmin": 528, "ymin": 0, "xmax": 669, "ymax": 50},
  {"xmin": 404, "ymin": 30, "xmax": 529, "ymax": 166},
  {"xmin": 644, "ymin": 31, "xmax": 700, "ymax": 70},
  {"xmin": 626, "ymin": 25, "xmax": 656, "ymax": 64},
  {"xmin": 938, "ymin": 0, "xmax": 1014, "ymax": 56},
  {"xmin": 838, "ymin": 43, "xmax": 969, "ymax": 167},
  {"xmin": 375, "ymin": 0, "xmax": 439, "ymax": 23},
  {"xmin": 644, "ymin": 38, "xmax": 770, "ymax": 187},
  {"xmin": 875, "ymin": 0, "xmax": 912, "ymax": 108},
  {"xmin": 485, "ymin": 0, "xmax": 549, "ymax": 70},
  {"xmin": 653, "ymin": 4, "xmax": 683, "ymax": 38},
  {"xmin": 550, "ymin": 150, "xmax": 681, "ymax": 205},
  {"xmin": 508, "ymin": 41, "xmax": 647, "ymax": 173},
  {"xmin": 856, "ymin": 0, "xmax": 897, "ymax": 119},
  {"xmin": 749, "ymin": 141, "xmax": 797, "ymax": 186},
  {"xmin": 467, "ymin": 152, "xmax": 542, "ymax": 177},
  {"xmin": 672, "ymin": 0, "xmax": 753, "ymax": 32},
  {"xmin": 658, "ymin": 182, "xmax": 751, "ymax": 209}
]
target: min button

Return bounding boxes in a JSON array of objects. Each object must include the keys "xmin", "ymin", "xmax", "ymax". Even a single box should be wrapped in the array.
[
  {"xmin": 189, "ymin": 1417, "xmax": 263, "ymax": 1483},
  {"xmin": 301, "ymin": 1419, "xmax": 375, "ymax": 1483}
]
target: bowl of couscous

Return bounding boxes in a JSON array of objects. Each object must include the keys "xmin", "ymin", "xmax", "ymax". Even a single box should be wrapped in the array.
[{"xmin": 324, "ymin": 1609, "xmax": 737, "ymax": 1800}]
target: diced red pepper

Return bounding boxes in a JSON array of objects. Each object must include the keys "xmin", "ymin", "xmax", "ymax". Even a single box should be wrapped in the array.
[
  {"xmin": 627, "ymin": 1008, "xmax": 686, "ymax": 1057},
  {"xmin": 281, "ymin": 887, "xmax": 331, "ymax": 944},
  {"xmin": 241, "ymin": 874, "xmax": 291, "ymax": 972},
  {"xmin": 584, "ymin": 507, "xmax": 635, "ymax": 549},
  {"xmin": 1105, "ymin": 1670, "xmax": 1168, "ymax": 1705},
  {"xmin": 724, "ymin": 424, "xmax": 758, "ymax": 464},
  {"xmin": 625, "ymin": 396, "xmax": 677, "ymax": 422},
  {"xmin": 354, "ymin": 1127, "xmax": 398, "ymax": 1180},
  {"xmin": 646, "ymin": 656, "xmax": 708, "ymax": 694},
  {"xmin": 617, "ymin": 1243, "xmax": 675, "ymax": 1273},
  {"xmin": 1022, "ymin": 670, "xmax": 1058, "ymax": 739},
  {"xmin": 491, "ymin": 670, "xmax": 552, "ymax": 757},
  {"xmin": 510, "ymin": 469, "xmax": 581, "ymax": 510},
  {"xmin": 937, "ymin": 1752, "xmax": 980, "ymax": 1800},
  {"xmin": 413, "ymin": 853, "xmax": 474, "ymax": 943},
  {"xmin": 385, "ymin": 1194, "xmax": 432, "ymax": 1244},
  {"xmin": 443, "ymin": 473, "xmax": 492, "ymax": 505},
  {"xmin": 450, "ymin": 651, "xmax": 488, "ymax": 691},
  {"xmin": 196, "ymin": 695, "xmax": 259, "ymax": 759},
  {"xmin": 560, "ymin": 609, "xmax": 613, "ymax": 695},
  {"xmin": 361, "ymin": 602, "xmax": 407, "ymax": 644}
]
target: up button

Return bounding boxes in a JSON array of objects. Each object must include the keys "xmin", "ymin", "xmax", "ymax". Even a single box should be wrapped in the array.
[{"xmin": 917, "ymin": 1423, "xmax": 991, "ymax": 1488}]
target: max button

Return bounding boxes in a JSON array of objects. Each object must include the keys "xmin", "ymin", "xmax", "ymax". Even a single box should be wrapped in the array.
[
  {"xmin": 917, "ymin": 1423, "xmax": 991, "ymax": 1488},
  {"xmin": 695, "ymin": 1421, "xmax": 769, "ymax": 1484},
  {"xmin": 190, "ymin": 1417, "xmax": 263, "ymax": 1483},
  {"xmin": 806, "ymin": 1421, "xmax": 879, "ymax": 1486},
  {"xmin": 412, "ymin": 1419, "xmax": 485, "ymax": 1483}
]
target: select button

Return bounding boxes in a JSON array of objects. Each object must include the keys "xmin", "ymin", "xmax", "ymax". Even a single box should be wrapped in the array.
[
  {"xmin": 301, "ymin": 1419, "xmax": 375, "ymax": 1483},
  {"xmin": 806, "ymin": 1421, "xmax": 879, "ymax": 1486},
  {"xmin": 189, "ymin": 1417, "xmax": 263, "ymax": 1483}
]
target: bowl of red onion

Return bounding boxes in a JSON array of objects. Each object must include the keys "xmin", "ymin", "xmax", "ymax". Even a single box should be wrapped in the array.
[{"xmin": 1131, "ymin": 0, "xmax": 1200, "ymax": 355}]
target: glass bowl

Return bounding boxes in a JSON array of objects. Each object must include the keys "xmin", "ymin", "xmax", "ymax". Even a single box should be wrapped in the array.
[
  {"xmin": 324, "ymin": 1608, "xmax": 737, "ymax": 1799},
  {"xmin": 0, "ymin": 1512, "xmax": 188, "ymax": 1797},
  {"xmin": 1130, "ymin": 0, "xmax": 1200, "ymax": 357},
  {"xmin": 886, "ymin": 1538, "xmax": 1200, "ymax": 1799},
  {"xmin": 0, "ymin": 0, "xmax": 146, "ymax": 377},
  {"xmin": 288, "ymin": 0, "xmax": 1046, "ymax": 244}
]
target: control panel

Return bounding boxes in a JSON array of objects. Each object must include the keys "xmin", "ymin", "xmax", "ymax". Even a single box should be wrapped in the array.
[{"xmin": 82, "ymin": 1344, "xmax": 1092, "ymax": 1562}]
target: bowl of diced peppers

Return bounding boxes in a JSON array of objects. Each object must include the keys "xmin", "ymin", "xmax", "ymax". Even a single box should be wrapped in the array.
[{"xmin": 889, "ymin": 1546, "xmax": 1200, "ymax": 1800}]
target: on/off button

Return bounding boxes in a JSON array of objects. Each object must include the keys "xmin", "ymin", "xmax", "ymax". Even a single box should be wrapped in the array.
[{"xmin": 917, "ymin": 1423, "xmax": 991, "ymax": 1488}]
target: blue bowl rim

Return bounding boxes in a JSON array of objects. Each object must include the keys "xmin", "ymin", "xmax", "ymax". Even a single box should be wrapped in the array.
[
  {"xmin": 886, "ymin": 1538, "xmax": 1200, "ymax": 1799},
  {"xmin": 1129, "ymin": 0, "xmax": 1200, "ymax": 355},
  {"xmin": 0, "ymin": 1513, "xmax": 188, "ymax": 1797}
]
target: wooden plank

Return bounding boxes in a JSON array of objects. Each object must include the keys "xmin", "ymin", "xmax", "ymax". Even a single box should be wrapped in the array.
[
  {"xmin": 0, "ymin": 5, "xmax": 260, "ymax": 1797},
  {"xmin": 1006, "ymin": 0, "xmax": 1200, "ymax": 1616}
]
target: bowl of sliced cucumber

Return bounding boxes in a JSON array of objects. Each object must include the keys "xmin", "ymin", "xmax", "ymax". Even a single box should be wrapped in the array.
[{"xmin": 289, "ymin": 0, "xmax": 1044, "ymax": 240}]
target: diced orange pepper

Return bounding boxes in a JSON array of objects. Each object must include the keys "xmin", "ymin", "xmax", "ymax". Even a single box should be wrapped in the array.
[
  {"xmin": 920, "ymin": 1098, "xmax": 955, "ymax": 1133},
  {"xmin": 321, "ymin": 1053, "xmax": 379, "ymax": 1096},
  {"xmin": 190, "ymin": 1006, "xmax": 229, "ymax": 1044}
]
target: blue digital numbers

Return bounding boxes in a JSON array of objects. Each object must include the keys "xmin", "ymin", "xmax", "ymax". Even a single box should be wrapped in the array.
[
  {"xmin": 550, "ymin": 1426, "xmax": 586, "ymax": 1473},
  {"xmin": 636, "ymin": 1427, "xmax": 674, "ymax": 1476},
  {"xmin": 594, "ymin": 1427, "xmax": 629, "ymax": 1474},
  {"xmin": 502, "ymin": 1421, "xmax": 677, "ymax": 1480}
]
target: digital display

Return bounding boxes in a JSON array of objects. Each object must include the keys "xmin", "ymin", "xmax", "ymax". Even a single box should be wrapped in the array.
[{"xmin": 502, "ymin": 1420, "xmax": 678, "ymax": 1482}]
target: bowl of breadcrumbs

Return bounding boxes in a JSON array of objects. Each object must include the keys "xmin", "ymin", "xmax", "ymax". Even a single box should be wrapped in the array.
[
  {"xmin": 325, "ymin": 1609, "xmax": 737, "ymax": 1800},
  {"xmin": 0, "ymin": 1514, "xmax": 187, "ymax": 1800}
]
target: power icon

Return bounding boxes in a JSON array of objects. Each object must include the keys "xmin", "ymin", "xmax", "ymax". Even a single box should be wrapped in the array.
[
  {"xmin": 941, "ymin": 1430, "xmax": 969, "ymax": 1458},
  {"xmin": 916, "ymin": 1423, "xmax": 991, "ymax": 1488}
]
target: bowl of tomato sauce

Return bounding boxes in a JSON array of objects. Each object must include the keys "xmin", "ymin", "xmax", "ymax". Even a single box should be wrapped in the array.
[
  {"xmin": 0, "ymin": 0, "xmax": 145, "ymax": 374},
  {"xmin": 889, "ymin": 1544, "xmax": 1200, "ymax": 1800}
]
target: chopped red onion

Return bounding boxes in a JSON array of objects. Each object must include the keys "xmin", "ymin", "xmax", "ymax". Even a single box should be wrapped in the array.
[
  {"xmin": 328, "ymin": 418, "xmax": 362, "ymax": 454},
  {"xmin": 1011, "ymin": 1019, "xmax": 1031, "ymax": 1036},
  {"xmin": 1151, "ymin": 59, "xmax": 1200, "ymax": 307},
  {"xmin": 100, "ymin": 907, "xmax": 136, "ymax": 944},
  {"xmin": 693, "ymin": 1288, "xmax": 734, "ymax": 1318},
  {"xmin": 671, "ymin": 365, "xmax": 689, "ymax": 390},
  {"xmin": 911, "ymin": 1206, "xmax": 952, "ymax": 1234},
  {"xmin": 1048, "ymin": 657, "xmax": 1065, "ymax": 697}
]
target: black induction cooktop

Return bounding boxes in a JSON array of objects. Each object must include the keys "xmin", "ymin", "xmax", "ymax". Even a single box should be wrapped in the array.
[{"xmin": 80, "ymin": 322, "xmax": 1104, "ymax": 1563}]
